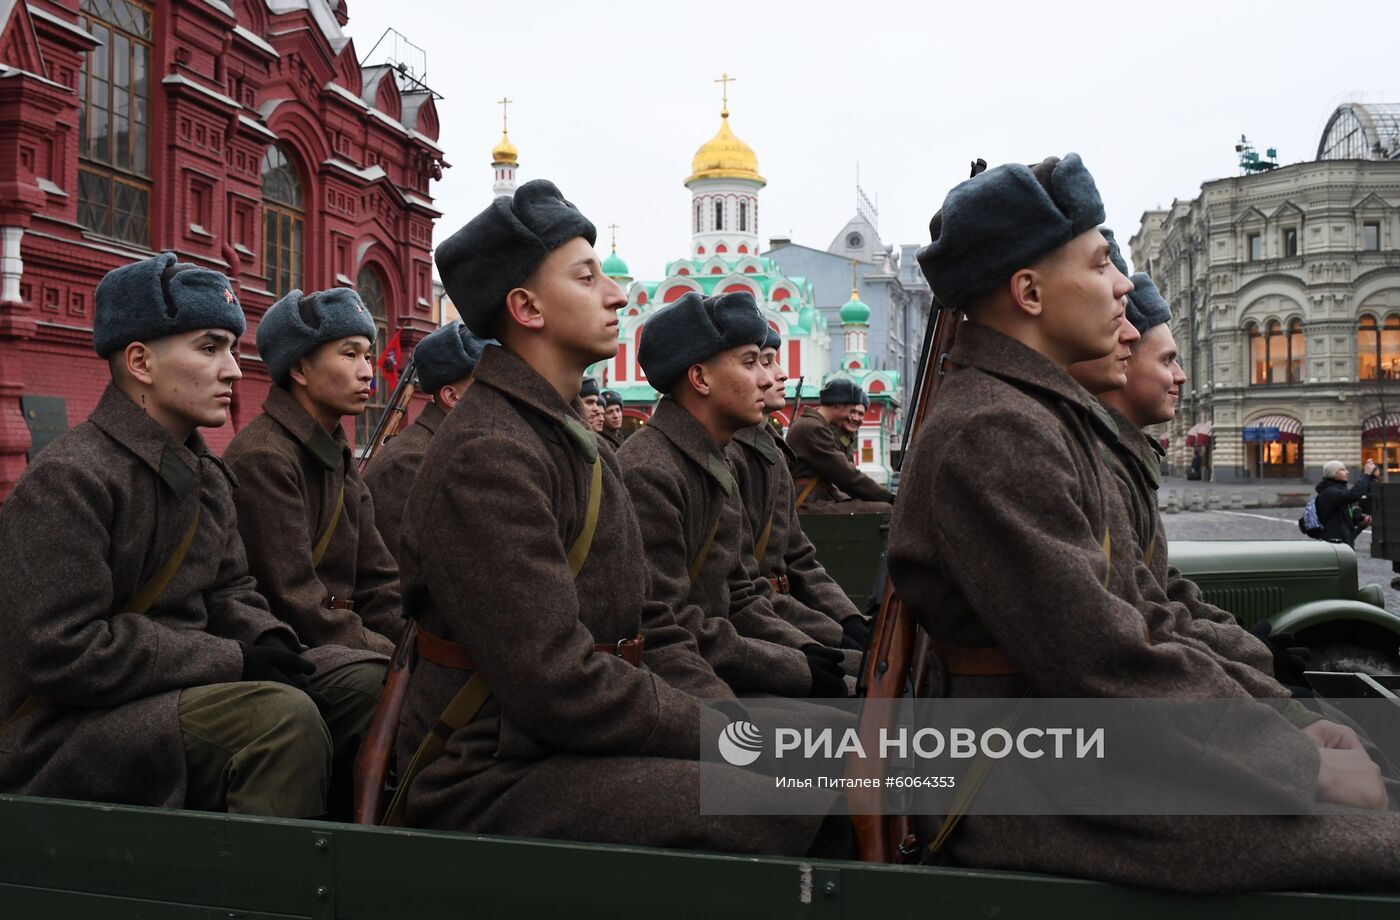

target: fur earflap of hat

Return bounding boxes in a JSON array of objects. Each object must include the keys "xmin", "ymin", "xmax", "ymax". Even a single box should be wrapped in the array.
[
  {"xmin": 93, "ymin": 252, "xmax": 245, "ymax": 357},
  {"xmin": 1125, "ymin": 272, "xmax": 1171, "ymax": 335},
  {"xmin": 434, "ymin": 179, "xmax": 596, "ymax": 334},
  {"xmin": 415, "ymin": 320, "xmax": 487, "ymax": 393},
  {"xmin": 917, "ymin": 153, "xmax": 1106, "ymax": 311},
  {"xmin": 256, "ymin": 286, "xmax": 377, "ymax": 386},
  {"xmin": 636, "ymin": 291, "xmax": 770, "ymax": 393}
]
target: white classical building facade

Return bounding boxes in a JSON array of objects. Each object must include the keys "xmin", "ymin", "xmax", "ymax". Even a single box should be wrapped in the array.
[{"xmin": 1131, "ymin": 103, "xmax": 1400, "ymax": 482}]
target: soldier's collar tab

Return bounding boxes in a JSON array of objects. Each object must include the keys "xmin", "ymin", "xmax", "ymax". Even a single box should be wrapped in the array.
[
  {"xmin": 561, "ymin": 415, "xmax": 600, "ymax": 463},
  {"xmin": 158, "ymin": 444, "xmax": 198, "ymax": 497},
  {"xmin": 706, "ymin": 452, "xmax": 736, "ymax": 496},
  {"xmin": 262, "ymin": 385, "xmax": 348, "ymax": 471}
]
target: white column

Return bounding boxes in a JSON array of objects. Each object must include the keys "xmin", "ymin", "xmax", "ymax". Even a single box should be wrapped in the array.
[{"xmin": 1, "ymin": 227, "xmax": 22, "ymax": 304}]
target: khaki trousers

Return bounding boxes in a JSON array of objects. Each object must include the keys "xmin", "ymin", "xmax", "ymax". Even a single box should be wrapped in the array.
[{"xmin": 179, "ymin": 660, "xmax": 386, "ymax": 818}]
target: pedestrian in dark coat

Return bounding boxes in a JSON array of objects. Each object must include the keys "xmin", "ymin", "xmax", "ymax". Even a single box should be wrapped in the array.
[
  {"xmin": 400, "ymin": 180, "xmax": 826, "ymax": 855},
  {"xmin": 891, "ymin": 154, "xmax": 1400, "ymax": 893},
  {"xmin": 0, "ymin": 254, "xmax": 342, "ymax": 817},
  {"xmin": 224, "ymin": 288, "xmax": 404, "ymax": 655},
  {"xmin": 618, "ymin": 291, "xmax": 850, "ymax": 698},
  {"xmin": 786, "ymin": 379, "xmax": 894, "ymax": 509},
  {"xmin": 1315, "ymin": 459, "xmax": 1377, "ymax": 547},
  {"xmin": 365, "ymin": 320, "xmax": 485, "ymax": 565}
]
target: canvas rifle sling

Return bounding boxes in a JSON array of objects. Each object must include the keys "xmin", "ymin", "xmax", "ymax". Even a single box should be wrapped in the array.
[
  {"xmin": 0, "ymin": 505, "xmax": 202, "ymax": 741},
  {"xmin": 383, "ymin": 453, "xmax": 604, "ymax": 827},
  {"xmin": 753, "ymin": 513, "xmax": 775, "ymax": 565},
  {"xmin": 793, "ymin": 477, "xmax": 822, "ymax": 511},
  {"xmin": 310, "ymin": 482, "xmax": 345, "ymax": 567},
  {"xmin": 688, "ymin": 518, "xmax": 720, "ymax": 584}
]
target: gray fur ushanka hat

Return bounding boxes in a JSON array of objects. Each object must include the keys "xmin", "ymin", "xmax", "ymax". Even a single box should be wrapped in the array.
[
  {"xmin": 761, "ymin": 325, "xmax": 782, "ymax": 351},
  {"xmin": 820, "ymin": 378, "xmax": 863, "ymax": 406},
  {"xmin": 414, "ymin": 320, "xmax": 486, "ymax": 393},
  {"xmin": 637, "ymin": 291, "xmax": 769, "ymax": 393},
  {"xmin": 1126, "ymin": 272, "xmax": 1171, "ymax": 334},
  {"xmin": 256, "ymin": 287, "xmax": 377, "ymax": 386},
  {"xmin": 601, "ymin": 389, "xmax": 623, "ymax": 408},
  {"xmin": 93, "ymin": 252, "xmax": 245, "ymax": 357},
  {"xmin": 1101, "ymin": 228, "xmax": 1130, "ymax": 278},
  {"xmin": 917, "ymin": 153, "xmax": 1107, "ymax": 310},
  {"xmin": 579, "ymin": 376, "xmax": 601, "ymax": 399},
  {"xmin": 434, "ymin": 179, "xmax": 596, "ymax": 333}
]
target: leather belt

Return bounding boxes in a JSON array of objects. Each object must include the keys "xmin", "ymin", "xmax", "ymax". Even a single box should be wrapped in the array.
[
  {"xmin": 324, "ymin": 595, "xmax": 355, "ymax": 611},
  {"xmin": 934, "ymin": 642, "xmax": 1021, "ymax": 677},
  {"xmin": 767, "ymin": 574, "xmax": 791, "ymax": 595},
  {"xmin": 416, "ymin": 629, "xmax": 646, "ymax": 670}
]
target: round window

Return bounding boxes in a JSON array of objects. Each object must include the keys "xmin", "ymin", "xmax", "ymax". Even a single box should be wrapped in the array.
[{"xmin": 847, "ymin": 232, "xmax": 863, "ymax": 249}]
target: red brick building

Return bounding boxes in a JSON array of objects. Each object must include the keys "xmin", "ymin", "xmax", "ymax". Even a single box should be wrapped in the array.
[{"xmin": 0, "ymin": 0, "xmax": 446, "ymax": 500}]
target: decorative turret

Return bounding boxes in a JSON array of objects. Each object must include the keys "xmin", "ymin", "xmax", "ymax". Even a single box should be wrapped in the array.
[
  {"xmin": 685, "ymin": 73, "xmax": 765, "ymax": 259},
  {"xmin": 841, "ymin": 262, "xmax": 870, "ymax": 371},
  {"xmin": 491, "ymin": 96, "xmax": 518, "ymax": 198},
  {"xmin": 603, "ymin": 223, "xmax": 632, "ymax": 285}
]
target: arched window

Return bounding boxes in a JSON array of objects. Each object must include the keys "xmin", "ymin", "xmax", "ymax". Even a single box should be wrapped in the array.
[
  {"xmin": 739, "ymin": 200, "xmax": 748, "ymax": 232},
  {"xmin": 1359, "ymin": 315, "xmax": 1380, "ymax": 380},
  {"xmin": 1266, "ymin": 320, "xmax": 1288, "ymax": 383},
  {"xmin": 353, "ymin": 265, "xmax": 389, "ymax": 447},
  {"xmin": 695, "ymin": 200, "xmax": 702, "ymax": 233},
  {"xmin": 1288, "ymin": 319, "xmax": 1305, "ymax": 382},
  {"xmin": 1248, "ymin": 323, "xmax": 1266, "ymax": 384},
  {"xmin": 1380, "ymin": 315, "xmax": 1400, "ymax": 380},
  {"xmin": 262, "ymin": 144, "xmax": 305, "ymax": 297},
  {"xmin": 714, "ymin": 199, "xmax": 724, "ymax": 231},
  {"xmin": 1250, "ymin": 319, "xmax": 1304, "ymax": 385},
  {"xmin": 77, "ymin": 0, "xmax": 153, "ymax": 244}
]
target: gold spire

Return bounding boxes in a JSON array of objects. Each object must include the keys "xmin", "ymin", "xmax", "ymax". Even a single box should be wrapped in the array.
[
  {"xmin": 686, "ymin": 74, "xmax": 765, "ymax": 186},
  {"xmin": 491, "ymin": 96, "xmax": 518, "ymax": 166}
]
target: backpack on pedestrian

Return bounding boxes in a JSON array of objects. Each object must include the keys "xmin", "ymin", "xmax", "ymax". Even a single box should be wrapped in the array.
[{"xmin": 1298, "ymin": 497, "xmax": 1323, "ymax": 539}]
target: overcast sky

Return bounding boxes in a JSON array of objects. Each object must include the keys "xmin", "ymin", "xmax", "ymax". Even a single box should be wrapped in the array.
[{"xmin": 343, "ymin": 0, "xmax": 1400, "ymax": 289}]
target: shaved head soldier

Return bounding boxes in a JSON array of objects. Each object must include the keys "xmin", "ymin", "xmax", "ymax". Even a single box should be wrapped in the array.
[
  {"xmin": 0, "ymin": 254, "xmax": 335, "ymax": 817},
  {"xmin": 787, "ymin": 378, "xmax": 894, "ymax": 511},
  {"xmin": 890, "ymin": 154, "xmax": 1400, "ymax": 891},
  {"xmin": 400, "ymin": 179, "xmax": 827, "ymax": 854},
  {"xmin": 365, "ymin": 320, "xmax": 485, "ymax": 565},
  {"xmin": 727, "ymin": 327, "xmax": 872, "ymax": 653},
  {"xmin": 618, "ymin": 292, "xmax": 850, "ymax": 698}
]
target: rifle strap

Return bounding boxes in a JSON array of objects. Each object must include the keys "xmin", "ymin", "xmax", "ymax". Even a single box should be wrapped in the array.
[
  {"xmin": 924, "ymin": 690, "xmax": 1031, "ymax": 857},
  {"xmin": 382, "ymin": 453, "xmax": 604, "ymax": 827},
  {"xmin": 794, "ymin": 477, "xmax": 822, "ymax": 510},
  {"xmin": 753, "ymin": 512, "xmax": 775, "ymax": 565},
  {"xmin": 0, "ymin": 504, "xmax": 202, "ymax": 741},
  {"xmin": 311, "ymin": 482, "xmax": 345, "ymax": 567},
  {"xmin": 688, "ymin": 518, "xmax": 720, "ymax": 584}
]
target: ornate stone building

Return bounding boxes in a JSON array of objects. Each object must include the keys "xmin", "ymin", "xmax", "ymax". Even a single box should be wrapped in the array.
[
  {"xmin": 1130, "ymin": 103, "xmax": 1400, "ymax": 481},
  {"xmin": 0, "ymin": 0, "xmax": 446, "ymax": 500}
]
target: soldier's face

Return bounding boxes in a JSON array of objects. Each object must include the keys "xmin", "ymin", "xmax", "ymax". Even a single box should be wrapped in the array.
[
  {"xmin": 528, "ymin": 238, "xmax": 628, "ymax": 365},
  {"xmin": 293, "ymin": 336, "xmax": 375, "ymax": 418},
  {"xmin": 588, "ymin": 402, "xmax": 605, "ymax": 432},
  {"xmin": 1121, "ymin": 325, "xmax": 1185, "ymax": 426},
  {"xmin": 146, "ymin": 328, "xmax": 242, "ymax": 431},
  {"xmin": 758, "ymin": 347, "xmax": 787, "ymax": 412},
  {"xmin": 1034, "ymin": 230, "xmax": 1134, "ymax": 366},
  {"xmin": 702, "ymin": 344, "xmax": 772, "ymax": 428},
  {"xmin": 844, "ymin": 404, "xmax": 865, "ymax": 432},
  {"xmin": 581, "ymin": 394, "xmax": 600, "ymax": 415},
  {"xmin": 604, "ymin": 404, "xmax": 623, "ymax": 429},
  {"xmin": 1067, "ymin": 314, "xmax": 1141, "ymax": 395}
]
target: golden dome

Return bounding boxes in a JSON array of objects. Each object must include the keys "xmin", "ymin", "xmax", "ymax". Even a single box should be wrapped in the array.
[
  {"xmin": 491, "ymin": 131, "xmax": 518, "ymax": 166},
  {"xmin": 686, "ymin": 110, "xmax": 765, "ymax": 186}
]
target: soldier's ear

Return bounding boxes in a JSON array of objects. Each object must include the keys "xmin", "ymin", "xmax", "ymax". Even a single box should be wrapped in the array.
[
  {"xmin": 1008, "ymin": 268, "xmax": 1044, "ymax": 318},
  {"xmin": 122, "ymin": 340, "xmax": 157, "ymax": 387},
  {"xmin": 503, "ymin": 287, "xmax": 544, "ymax": 332},
  {"xmin": 287, "ymin": 355, "xmax": 311, "ymax": 389},
  {"xmin": 686, "ymin": 362, "xmax": 711, "ymax": 397}
]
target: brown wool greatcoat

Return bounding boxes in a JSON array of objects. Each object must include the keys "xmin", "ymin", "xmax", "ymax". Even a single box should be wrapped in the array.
[
  {"xmin": 888, "ymin": 322, "xmax": 1400, "ymax": 894},
  {"xmin": 223, "ymin": 386, "xmax": 403, "ymax": 655},
  {"xmin": 619, "ymin": 399, "xmax": 817, "ymax": 697},
  {"xmin": 396, "ymin": 346, "xmax": 821, "ymax": 854},
  {"xmin": 602, "ymin": 426, "xmax": 626, "ymax": 449},
  {"xmin": 727, "ymin": 424, "xmax": 860, "ymax": 648},
  {"xmin": 786, "ymin": 406, "xmax": 894, "ymax": 508},
  {"xmin": 363, "ymin": 400, "xmax": 445, "ymax": 567},
  {"xmin": 0, "ymin": 385, "xmax": 307, "ymax": 807}
]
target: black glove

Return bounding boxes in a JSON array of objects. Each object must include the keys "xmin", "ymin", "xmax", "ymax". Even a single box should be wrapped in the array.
[
  {"xmin": 253, "ymin": 631, "xmax": 301, "ymax": 654},
  {"xmin": 1249, "ymin": 622, "xmax": 1312, "ymax": 689},
  {"xmin": 840, "ymin": 616, "xmax": 871, "ymax": 651},
  {"xmin": 803, "ymin": 644, "xmax": 846, "ymax": 698},
  {"xmin": 240, "ymin": 644, "xmax": 316, "ymax": 690}
]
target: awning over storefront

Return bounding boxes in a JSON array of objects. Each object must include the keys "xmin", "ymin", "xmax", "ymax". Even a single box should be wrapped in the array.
[
  {"xmin": 1241, "ymin": 414, "xmax": 1303, "ymax": 444},
  {"xmin": 1185, "ymin": 422, "xmax": 1213, "ymax": 446},
  {"xmin": 1362, "ymin": 411, "xmax": 1400, "ymax": 441}
]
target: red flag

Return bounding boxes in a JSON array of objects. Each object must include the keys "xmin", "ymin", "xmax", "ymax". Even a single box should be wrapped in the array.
[{"xmin": 377, "ymin": 328, "xmax": 403, "ymax": 392}]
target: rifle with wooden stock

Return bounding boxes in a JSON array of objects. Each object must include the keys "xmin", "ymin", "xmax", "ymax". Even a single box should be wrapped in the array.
[
  {"xmin": 352, "ymin": 347, "xmax": 420, "ymax": 824},
  {"xmin": 848, "ymin": 159, "xmax": 985, "ymax": 864}
]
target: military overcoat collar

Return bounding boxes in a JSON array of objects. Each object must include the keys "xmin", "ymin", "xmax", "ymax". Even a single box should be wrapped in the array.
[
  {"xmin": 951, "ymin": 322, "xmax": 1120, "ymax": 441},
  {"xmin": 414, "ymin": 399, "xmax": 447, "ymax": 436},
  {"xmin": 471, "ymin": 345, "xmax": 598, "ymax": 461},
  {"xmin": 646, "ymin": 397, "xmax": 736, "ymax": 496},
  {"xmin": 261, "ymin": 384, "xmax": 349, "ymax": 471},
  {"xmin": 733, "ymin": 423, "xmax": 781, "ymax": 465},
  {"xmin": 1103, "ymin": 405, "xmax": 1165, "ymax": 489},
  {"xmin": 88, "ymin": 382, "xmax": 209, "ymax": 498}
]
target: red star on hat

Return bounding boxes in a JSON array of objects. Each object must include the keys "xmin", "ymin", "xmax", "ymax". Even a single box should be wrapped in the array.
[{"xmin": 224, "ymin": 288, "xmax": 234, "ymax": 303}]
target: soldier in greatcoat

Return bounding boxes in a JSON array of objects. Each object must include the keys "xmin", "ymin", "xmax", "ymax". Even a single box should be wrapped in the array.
[
  {"xmin": 787, "ymin": 378, "xmax": 894, "ymax": 511},
  {"xmin": 365, "ymin": 320, "xmax": 485, "ymax": 565},
  {"xmin": 0, "ymin": 254, "xmax": 339, "ymax": 816},
  {"xmin": 600, "ymin": 389, "xmax": 628, "ymax": 448},
  {"xmin": 889, "ymin": 153, "xmax": 1400, "ymax": 892},
  {"xmin": 727, "ymin": 327, "xmax": 870, "ymax": 652},
  {"xmin": 617, "ymin": 292, "xmax": 850, "ymax": 698},
  {"xmin": 223, "ymin": 288, "xmax": 405, "ymax": 808},
  {"xmin": 396, "ymin": 179, "xmax": 828, "ymax": 855},
  {"xmin": 579, "ymin": 375, "xmax": 606, "ymax": 434}
]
